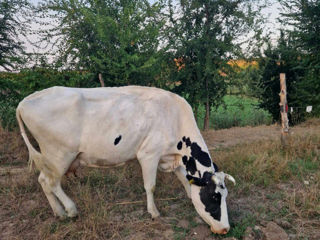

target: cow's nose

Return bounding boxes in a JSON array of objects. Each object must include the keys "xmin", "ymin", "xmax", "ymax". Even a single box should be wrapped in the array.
[
  {"xmin": 221, "ymin": 228, "xmax": 229, "ymax": 234},
  {"xmin": 210, "ymin": 226, "xmax": 229, "ymax": 235}
]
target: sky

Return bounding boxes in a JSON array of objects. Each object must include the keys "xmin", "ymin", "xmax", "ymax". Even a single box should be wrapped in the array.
[{"xmin": 25, "ymin": 0, "xmax": 283, "ymax": 55}]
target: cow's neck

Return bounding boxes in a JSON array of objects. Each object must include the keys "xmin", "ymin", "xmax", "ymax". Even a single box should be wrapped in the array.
[{"xmin": 177, "ymin": 135, "xmax": 218, "ymax": 186}]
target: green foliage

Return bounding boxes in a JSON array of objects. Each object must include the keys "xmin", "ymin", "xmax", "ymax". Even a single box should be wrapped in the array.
[
  {"xmin": 256, "ymin": 32, "xmax": 306, "ymax": 121},
  {"xmin": 0, "ymin": 69, "xmax": 95, "ymax": 129},
  {"xmin": 166, "ymin": 0, "xmax": 263, "ymax": 129},
  {"xmin": 196, "ymin": 95, "xmax": 272, "ymax": 130},
  {"xmin": 280, "ymin": 0, "xmax": 320, "ymax": 61},
  {"xmin": 284, "ymin": 0, "xmax": 320, "ymax": 116},
  {"xmin": 226, "ymin": 214, "xmax": 256, "ymax": 239},
  {"xmin": 255, "ymin": 0, "xmax": 320, "ymax": 121},
  {"xmin": 0, "ymin": 0, "xmax": 31, "ymax": 71},
  {"xmin": 39, "ymin": 0, "xmax": 166, "ymax": 87}
]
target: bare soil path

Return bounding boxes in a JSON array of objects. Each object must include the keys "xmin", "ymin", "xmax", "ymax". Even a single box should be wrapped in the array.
[{"xmin": 203, "ymin": 121, "xmax": 320, "ymax": 150}]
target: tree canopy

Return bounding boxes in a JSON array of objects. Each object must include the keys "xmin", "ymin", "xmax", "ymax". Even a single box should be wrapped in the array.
[
  {"xmin": 166, "ymin": 0, "xmax": 262, "ymax": 129},
  {"xmin": 254, "ymin": 0, "xmax": 320, "ymax": 120},
  {"xmin": 0, "ymin": 0, "xmax": 31, "ymax": 71},
  {"xmin": 38, "ymin": 0, "xmax": 166, "ymax": 86}
]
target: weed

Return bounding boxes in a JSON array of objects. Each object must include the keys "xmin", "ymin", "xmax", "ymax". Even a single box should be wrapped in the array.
[{"xmin": 224, "ymin": 214, "xmax": 256, "ymax": 239}]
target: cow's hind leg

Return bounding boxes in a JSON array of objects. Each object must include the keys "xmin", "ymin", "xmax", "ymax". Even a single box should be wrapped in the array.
[
  {"xmin": 38, "ymin": 172, "xmax": 66, "ymax": 218},
  {"xmin": 51, "ymin": 180, "xmax": 78, "ymax": 218},
  {"xmin": 39, "ymin": 151, "xmax": 79, "ymax": 218}
]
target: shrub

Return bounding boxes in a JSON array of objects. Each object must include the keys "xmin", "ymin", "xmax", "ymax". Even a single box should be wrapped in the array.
[{"xmin": 0, "ymin": 69, "xmax": 95, "ymax": 129}]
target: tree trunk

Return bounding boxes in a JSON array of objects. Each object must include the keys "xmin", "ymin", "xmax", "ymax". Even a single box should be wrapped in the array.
[
  {"xmin": 203, "ymin": 99, "xmax": 210, "ymax": 130},
  {"xmin": 203, "ymin": 74, "xmax": 211, "ymax": 131},
  {"xmin": 99, "ymin": 73, "xmax": 105, "ymax": 87},
  {"xmin": 194, "ymin": 103, "xmax": 199, "ymax": 124}
]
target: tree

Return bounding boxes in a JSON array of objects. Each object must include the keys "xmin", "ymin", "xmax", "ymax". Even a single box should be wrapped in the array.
[
  {"xmin": 279, "ymin": 0, "xmax": 320, "ymax": 116},
  {"xmin": 256, "ymin": 32, "xmax": 305, "ymax": 122},
  {"xmin": 166, "ymin": 0, "xmax": 263, "ymax": 130},
  {"xmin": 256, "ymin": 0, "xmax": 320, "ymax": 121},
  {"xmin": 38, "ymin": 0, "xmax": 166, "ymax": 87},
  {"xmin": 0, "ymin": 0, "xmax": 30, "ymax": 71}
]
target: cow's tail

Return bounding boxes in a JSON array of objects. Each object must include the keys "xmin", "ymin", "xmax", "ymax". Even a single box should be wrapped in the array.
[{"xmin": 16, "ymin": 105, "xmax": 43, "ymax": 172}]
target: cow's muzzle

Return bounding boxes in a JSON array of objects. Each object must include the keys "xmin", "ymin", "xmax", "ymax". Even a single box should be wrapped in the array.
[{"xmin": 210, "ymin": 226, "xmax": 229, "ymax": 235}]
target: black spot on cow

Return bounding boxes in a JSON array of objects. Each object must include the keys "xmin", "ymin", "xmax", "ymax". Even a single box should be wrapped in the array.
[
  {"xmin": 114, "ymin": 135, "xmax": 122, "ymax": 145},
  {"xmin": 182, "ymin": 155, "xmax": 188, "ymax": 165},
  {"xmin": 190, "ymin": 142, "xmax": 211, "ymax": 167},
  {"xmin": 177, "ymin": 141, "xmax": 183, "ymax": 150},
  {"xmin": 202, "ymin": 171, "xmax": 213, "ymax": 184},
  {"xmin": 185, "ymin": 137, "xmax": 191, "ymax": 147},
  {"xmin": 181, "ymin": 136, "xmax": 219, "ymax": 172},
  {"xmin": 199, "ymin": 180, "xmax": 222, "ymax": 221},
  {"xmin": 186, "ymin": 157, "xmax": 197, "ymax": 175},
  {"xmin": 187, "ymin": 175, "xmax": 203, "ymax": 186},
  {"xmin": 212, "ymin": 162, "xmax": 219, "ymax": 172},
  {"xmin": 186, "ymin": 171, "xmax": 212, "ymax": 187}
]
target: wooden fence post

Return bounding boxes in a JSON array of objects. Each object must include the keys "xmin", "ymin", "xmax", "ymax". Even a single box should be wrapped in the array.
[{"xmin": 279, "ymin": 73, "xmax": 290, "ymax": 146}]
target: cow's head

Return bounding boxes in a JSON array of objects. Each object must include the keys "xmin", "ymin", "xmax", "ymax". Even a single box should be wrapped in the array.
[
  {"xmin": 190, "ymin": 171, "xmax": 235, "ymax": 235},
  {"xmin": 177, "ymin": 136, "xmax": 235, "ymax": 234}
]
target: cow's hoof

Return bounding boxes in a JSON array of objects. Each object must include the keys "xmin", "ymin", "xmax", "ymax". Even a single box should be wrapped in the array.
[
  {"xmin": 65, "ymin": 204, "xmax": 78, "ymax": 218},
  {"xmin": 67, "ymin": 209, "xmax": 78, "ymax": 218},
  {"xmin": 56, "ymin": 213, "xmax": 67, "ymax": 220},
  {"xmin": 54, "ymin": 208, "xmax": 67, "ymax": 219},
  {"xmin": 150, "ymin": 209, "xmax": 160, "ymax": 219}
]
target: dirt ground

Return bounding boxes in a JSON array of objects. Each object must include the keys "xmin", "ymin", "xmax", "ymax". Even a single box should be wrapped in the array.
[
  {"xmin": 203, "ymin": 121, "xmax": 320, "ymax": 150},
  {"xmin": 0, "ymin": 120, "xmax": 319, "ymax": 240}
]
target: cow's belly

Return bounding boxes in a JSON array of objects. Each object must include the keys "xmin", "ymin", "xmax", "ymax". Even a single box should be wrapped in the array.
[
  {"xmin": 77, "ymin": 151, "xmax": 135, "ymax": 168},
  {"xmin": 65, "ymin": 152, "xmax": 132, "ymax": 176}
]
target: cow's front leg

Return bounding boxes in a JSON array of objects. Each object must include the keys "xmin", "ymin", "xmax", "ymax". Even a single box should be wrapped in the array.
[{"xmin": 137, "ymin": 155, "xmax": 160, "ymax": 218}]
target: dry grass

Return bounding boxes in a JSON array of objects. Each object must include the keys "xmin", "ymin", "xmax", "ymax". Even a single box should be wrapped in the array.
[
  {"xmin": 212, "ymin": 127, "xmax": 320, "ymax": 239},
  {"xmin": 0, "ymin": 126, "xmax": 28, "ymax": 167},
  {"xmin": 0, "ymin": 119, "xmax": 320, "ymax": 239}
]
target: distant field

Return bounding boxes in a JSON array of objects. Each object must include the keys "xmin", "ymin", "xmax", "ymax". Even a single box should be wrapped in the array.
[{"xmin": 197, "ymin": 95, "xmax": 272, "ymax": 130}]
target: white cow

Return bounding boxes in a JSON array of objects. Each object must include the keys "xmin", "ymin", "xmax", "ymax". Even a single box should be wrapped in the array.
[{"xmin": 16, "ymin": 86, "xmax": 235, "ymax": 235}]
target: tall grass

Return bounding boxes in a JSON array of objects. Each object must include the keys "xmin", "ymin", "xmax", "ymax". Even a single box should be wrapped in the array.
[{"xmin": 214, "ymin": 134, "xmax": 320, "ymax": 219}]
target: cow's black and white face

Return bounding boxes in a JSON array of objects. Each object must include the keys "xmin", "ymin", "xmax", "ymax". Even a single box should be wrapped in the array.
[
  {"xmin": 176, "ymin": 137, "xmax": 235, "ymax": 234},
  {"xmin": 190, "ymin": 171, "xmax": 234, "ymax": 235}
]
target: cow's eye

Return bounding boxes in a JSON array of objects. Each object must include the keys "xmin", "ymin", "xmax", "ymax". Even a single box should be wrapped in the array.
[{"xmin": 220, "ymin": 184, "xmax": 224, "ymax": 189}]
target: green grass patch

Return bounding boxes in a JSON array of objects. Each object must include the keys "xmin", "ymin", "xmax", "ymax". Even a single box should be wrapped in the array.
[
  {"xmin": 224, "ymin": 214, "xmax": 256, "ymax": 239},
  {"xmin": 289, "ymin": 158, "xmax": 319, "ymax": 178},
  {"xmin": 196, "ymin": 95, "xmax": 272, "ymax": 130}
]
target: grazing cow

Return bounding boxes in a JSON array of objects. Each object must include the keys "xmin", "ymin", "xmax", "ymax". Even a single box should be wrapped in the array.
[{"xmin": 16, "ymin": 86, "xmax": 235, "ymax": 235}]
